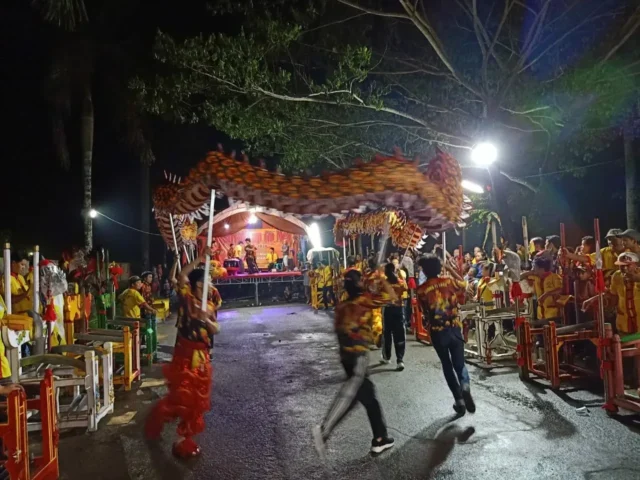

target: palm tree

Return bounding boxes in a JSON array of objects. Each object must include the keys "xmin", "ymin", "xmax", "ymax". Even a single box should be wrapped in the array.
[{"xmin": 37, "ymin": 0, "xmax": 155, "ymax": 258}]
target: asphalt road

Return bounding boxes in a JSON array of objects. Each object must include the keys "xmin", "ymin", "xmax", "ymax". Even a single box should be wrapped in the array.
[{"xmin": 63, "ymin": 304, "xmax": 640, "ymax": 480}]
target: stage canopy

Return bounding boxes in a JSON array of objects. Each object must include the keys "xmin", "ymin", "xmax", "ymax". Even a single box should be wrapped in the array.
[{"xmin": 197, "ymin": 203, "xmax": 309, "ymax": 237}]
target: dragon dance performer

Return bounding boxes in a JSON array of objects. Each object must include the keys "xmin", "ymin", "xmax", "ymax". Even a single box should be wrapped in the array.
[
  {"xmin": 340, "ymin": 256, "xmax": 359, "ymax": 302},
  {"xmin": 381, "ymin": 262, "xmax": 408, "ymax": 370},
  {"xmin": 364, "ymin": 257, "xmax": 385, "ymax": 348},
  {"xmin": 313, "ymin": 269, "xmax": 396, "ymax": 458},
  {"xmin": 417, "ymin": 255, "xmax": 475, "ymax": 416},
  {"xmin": 145, "ymin": 248, "xmax": 220, "ymax": 458}
]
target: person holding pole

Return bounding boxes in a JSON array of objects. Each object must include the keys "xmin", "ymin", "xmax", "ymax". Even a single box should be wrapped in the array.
[
  {"xmin": 147, "ymin": 190, "xmax": 220, "ymax": 458},
  {"xmin": 145, "ymin": 248, "xmax": 220, "ymax": 458}
]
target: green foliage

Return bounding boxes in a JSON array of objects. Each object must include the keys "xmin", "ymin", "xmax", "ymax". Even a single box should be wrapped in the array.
[{"xmin": 132, "ymin": 0, "xmax": 639, "ymax": 189}]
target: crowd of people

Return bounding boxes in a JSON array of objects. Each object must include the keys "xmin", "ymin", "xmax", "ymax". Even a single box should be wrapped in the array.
[
  {"xmin": 4, "ymin": 225, "xmax": 637, "ymax": 462},
  {"xmin": 311, "ymin": 225, "xmax": 640, "ymax": 460}
]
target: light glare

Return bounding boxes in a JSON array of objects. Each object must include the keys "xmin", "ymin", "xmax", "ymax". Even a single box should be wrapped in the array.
[
  {"xmin": 89, "ymin": 209, "xmax": 98, "ymax": 218},
  {"xmin": 471, "ymin": 142, "xmax": 497, "ymax": 166},
  {"xmin": 308, "ymin": 223, "xmax": 322, "ymax": 249},
  {"xmin": 461, "ymin": 179, "xmax": 484, "ymax": 193}
]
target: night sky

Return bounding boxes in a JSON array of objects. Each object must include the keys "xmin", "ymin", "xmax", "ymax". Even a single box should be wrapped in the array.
[{"xmin": 0, "ymin": 1, "xmax": 629, "ymax": 269}]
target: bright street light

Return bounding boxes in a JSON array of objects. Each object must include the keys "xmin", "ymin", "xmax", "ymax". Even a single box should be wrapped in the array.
[
  {"xmin": 471, "ymin": 142, "xmax": 497, "ymax": 166},
  {"xmin": 89, "ymin": 209, "xmax": 98, "ymax": 218},
  {"xmin": 461, "ymin": 179, "xmax": 484, "ymax": 194}
]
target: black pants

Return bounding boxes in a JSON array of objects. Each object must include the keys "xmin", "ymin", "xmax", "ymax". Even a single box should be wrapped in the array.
[
  {"xmin": 431, "ymin": 328, "xmax": 470, "ymax": 401},
  {"xmin": 320, "ymin": 353, "xmax": 387, "ymax": 441},
  {"xmin": 247, "ymin": 257, "xmax": 259, "ymax": 274},
  {"xmin": 383, "ymin": 306, "xmax": 406, "ymax": 362},
  {"xmin": 322, "ymin": 286, "xmax": 335, "ymax": 308},
  {"xmin": 403, "ymin": 299, "xmax": 412, "ymax": 328}
]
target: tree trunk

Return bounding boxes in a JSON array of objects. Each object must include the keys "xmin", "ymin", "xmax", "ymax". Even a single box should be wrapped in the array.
[
  {"xmin": 487, "ymin": 166, "xmax": 517, "ymax": 245},
  {"xmin": 81, "ymin": 86, "xmax": 94, "ymax": 251},
  {"xmin": 140, "ymin": 163, "xmax": 151, "ymax": 271},
  {"xmin": 624, "ymin": 119, "xmax": 638, "ymax": 230}
]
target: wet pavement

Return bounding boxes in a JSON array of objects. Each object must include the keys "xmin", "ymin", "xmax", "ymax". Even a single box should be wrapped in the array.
[{"xmin": 59, "ymin": 304, "xmax": 640, "ymax": 479}]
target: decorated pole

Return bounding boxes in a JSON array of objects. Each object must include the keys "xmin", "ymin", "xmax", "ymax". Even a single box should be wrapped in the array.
[
  {"xmin": 442, "ymin": 231, "xmax": 447, "ymax": 266},
  {"xmin": 32, "ymin": 246, "xmax": 40, "ymax": 314},
  {"xmin": 522, "ymin": 216, "xmax": 530, "ymax": 269},
  {"xmin": 4, "ymin": 243, "xmax": 11, "ymax": 314},
  {"xmin": 183, "ymin": 245, "xmax": 191, "ymax": 264},
  {"xmin": 593, "ymin": 218, "xmax": 609, "ymax": 396},
  {"xmin": 201, "ymin": 190, "xmax": 216, "ymax": 312},
  {"xmin": 169, "ymin": 214, "xmax": 181, "ymax": 272},
  {"xmin": 559, "ymin": 223, "xmax": 570, "ymax": 294},
  {"xmin": 491, "ymin": 221, "xmax": 499, "ymax": 262},
  {"xmin": 342, "ymin": 237, "xmax": 347, "ymax": 269},
  {"xmin": 377, "ymin": 218, "xmax": 391, "ymax": 267}
]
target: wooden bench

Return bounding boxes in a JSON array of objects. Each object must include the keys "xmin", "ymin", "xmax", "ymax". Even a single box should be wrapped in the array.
[
  {"xmin": 19, "ymin": 345, "xmax": 114, "ymax": 433},
  {"xmin": 0, "ymin": 371, "xmax": 59, "ymax": 480},
  {"xmin": 107, "ymin": 316, "xmax": 157, "ymax": 365},
  {"xmin": 75, "ymin": 325, "xmax": 140, "ymax": 391}
]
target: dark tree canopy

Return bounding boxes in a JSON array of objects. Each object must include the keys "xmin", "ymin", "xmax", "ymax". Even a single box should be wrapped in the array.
[{"xmin": 133, "ymin": 0, "xmax": 640, "ymax": 235}]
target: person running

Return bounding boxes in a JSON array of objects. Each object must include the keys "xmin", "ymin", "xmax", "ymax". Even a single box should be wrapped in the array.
[
  {"xmin": 416, "ymin": 255, "xmax": 475, "ymax": 415},
  {"xmin": 381, "ymin": 262, "xmax": 408, "ymax": 371},
  {"xmin": 312, "ymin": 269, "xmax": 396, "ymax": 459},
  {"xmin": 145, "ymin": 248, "xmax": 220, "ymax": 458}
]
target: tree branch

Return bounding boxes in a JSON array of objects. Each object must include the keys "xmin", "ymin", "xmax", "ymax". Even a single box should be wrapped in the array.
[
  {"xmin": 600, "ymin": 5, "xmax": 640, "ymax": 64},
  {"xmin": 336, "ymin": 0, "xmax": 410, "ymax": 19},
  {"xmin": 498, "ymin": 170, "xmax": 538, "ymax": 193}
]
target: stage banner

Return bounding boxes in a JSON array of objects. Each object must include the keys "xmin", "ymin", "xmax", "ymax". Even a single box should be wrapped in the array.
[{"xmin": 215, "ymin": 228, "xmax": 300, "ymax": 268}]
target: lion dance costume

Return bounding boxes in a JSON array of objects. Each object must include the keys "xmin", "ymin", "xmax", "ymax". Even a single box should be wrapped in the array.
[{"xmin": 145, "ymin": 287, "xmax": 218, "ymax": 457}]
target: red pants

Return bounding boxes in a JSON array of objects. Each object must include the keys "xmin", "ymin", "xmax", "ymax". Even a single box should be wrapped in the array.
[{"xmin": 145, "ymin": 338, "xmax": 212, "ymax": 449}]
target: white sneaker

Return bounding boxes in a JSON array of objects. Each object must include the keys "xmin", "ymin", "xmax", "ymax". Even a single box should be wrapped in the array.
[
  {"xmin": 380, "ymin": 357, "xmax": 390, "ymax": 364},
  {"xmin": 312, "ymin": 425, "xmax": 327, "ymax": 461},
  {"xmin": 396, "ymin": 361, "xmax": 405, "ymax": 371}
]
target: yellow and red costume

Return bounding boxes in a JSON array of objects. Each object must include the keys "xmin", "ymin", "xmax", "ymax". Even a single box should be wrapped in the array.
[
  {"xmin": 145, "ymin": 287, "xmax": 218, "ymax": 457},
  {"xmin": 363, "ymin": 270, "xmax": 388, "ymax": 347},
  {"xmin": 609, "ymin": 271, "xmax": 640, "ymax": 334}
]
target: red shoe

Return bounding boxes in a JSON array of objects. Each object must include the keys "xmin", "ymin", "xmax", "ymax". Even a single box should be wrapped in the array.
[{"xmin": 172, "ymin": 438, "xmax": 201, "ymax": 458}]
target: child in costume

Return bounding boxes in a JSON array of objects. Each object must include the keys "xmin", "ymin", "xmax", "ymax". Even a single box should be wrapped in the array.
[
  {"xmin": 145, "ymin": 248, "xmax": 220, "ymax": 458},
  {"xmin": 313, "ymin": 269, "xmax": 396, "ymax": 458}
]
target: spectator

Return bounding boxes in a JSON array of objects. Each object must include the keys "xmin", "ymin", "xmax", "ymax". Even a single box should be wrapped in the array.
[{"xmin": 266, "ymin": 247, "xmax": 278, "ymax": 270}]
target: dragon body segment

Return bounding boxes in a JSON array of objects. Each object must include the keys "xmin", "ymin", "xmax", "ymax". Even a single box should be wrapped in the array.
[{"xmin": 153, "ymin": 149, "xmax": 468, "ymax": 251}]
